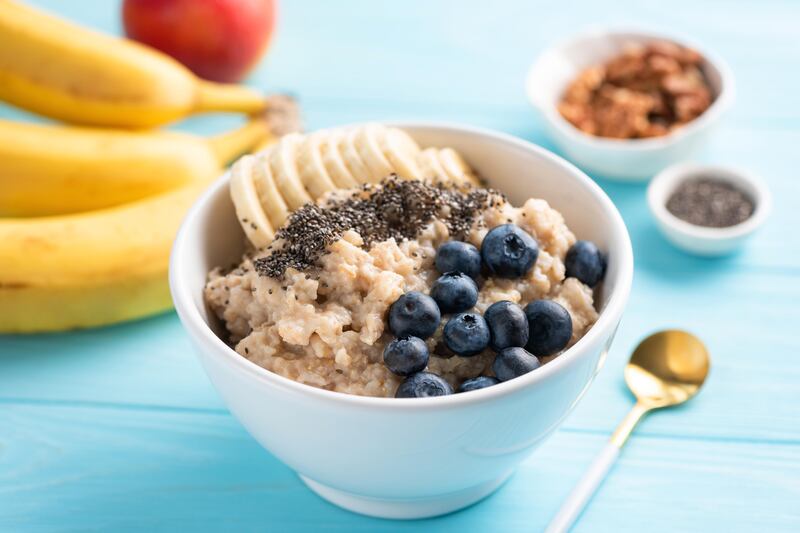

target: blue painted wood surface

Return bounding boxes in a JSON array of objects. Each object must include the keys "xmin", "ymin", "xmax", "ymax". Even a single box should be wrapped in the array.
[{"xmin": 2, "ymin": 1, "xmax": 799, "ymax": 531}]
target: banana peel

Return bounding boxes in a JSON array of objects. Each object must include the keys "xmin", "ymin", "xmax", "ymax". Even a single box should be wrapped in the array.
[
  {"xmin": 0, "ymin": 99, "xmax": 301, "ymax": 333},
  {"xmin": 0, "ymin": 182, "xmax": 205, "ymax": 332},
  {"xmin": 0, "ymin": 0, "xmax": 269, "ymax": 128}
]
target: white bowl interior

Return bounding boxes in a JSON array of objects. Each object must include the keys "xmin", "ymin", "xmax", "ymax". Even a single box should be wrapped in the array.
[{"xmin": 190, "ymin": 184, "xmax": 246, "ymax": 338}]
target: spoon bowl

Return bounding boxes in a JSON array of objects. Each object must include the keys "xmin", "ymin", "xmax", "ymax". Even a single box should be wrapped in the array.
[
  {"xmin": 546, "ymin": 330, "xmax": 711, "ymax": 533},
  {"xmin": 626, "ymin": 330, "xmax": 710, "ymax": 408}
]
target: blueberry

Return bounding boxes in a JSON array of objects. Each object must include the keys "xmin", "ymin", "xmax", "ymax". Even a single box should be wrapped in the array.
[
  {"xmin": 388, "ymin": 291, "xmax": 441, "ymax": 339},
  {"xmin": 565, "ymin": 240, "xmax": 606, "ymax": 287},
  {"xmin": 492, "ymin": 347, "xmax": 541, "ymax": 382},
  {"xmin": 435, "ymin": 241, "xmax": 482, "ymax": 279},
  {"xmin": 383, "ymin": 336, "xmax": 429, "ymax": 376},
  {"xmin": 524, "ymin": 300, "xmax": 572, "ymax": 357},
  {"xmin": 458, "ymin": 376, "xmax": 500, "ymax": 393},
  {"xmin": 443, "ymin": 312, "xmax": 490, "ymax": 356},
  {"xmin": 484, "ymin": 300, "xmax": 529, "ymax": 351},
  {"xmin": 481, "ymin": 224, "xmax": 539, "ymax": 278},
  {"xmin": 395, "ymin": 372, "xmax": 454, "ymax": 398},
  {"xmin": 430, "ymin": 272, "xmax": 479, "ymax": 314}
]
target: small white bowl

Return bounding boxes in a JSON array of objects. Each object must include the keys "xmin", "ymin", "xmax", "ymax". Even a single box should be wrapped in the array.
[
  {"xmin": 169, "ymin": 123, "xmax": 633, "ymax": 519},
  {"xmin": 647, "ymin": 163, "xmax": 771, "ymax": 256},
  {"xmin": 526, "ymin": 28, "xmax": 735, "ymax": 181}
]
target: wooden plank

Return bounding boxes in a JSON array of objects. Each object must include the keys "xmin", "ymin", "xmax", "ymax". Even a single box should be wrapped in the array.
[
  {"xmin": 1, "ymin": 404, "xmax": 798, "ymax": 532},
  {"xmin": 0, "ymin": 315, "xmax": 225, "ymax": 411},
  {"xmin": 252, "ymin": 0, "xmax": 800, "ymax": 123},
  {"xmin": 3, "ymin": 264, "xmax": 798, "ymax": 442},
  {"xmin": 2, "ymin": 0, "xmax": 799, "ymax": 530}
]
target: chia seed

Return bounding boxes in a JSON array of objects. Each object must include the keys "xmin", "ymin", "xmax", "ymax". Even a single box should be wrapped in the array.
[
  {"xmin": 255, "ymin": 176, "xmax": 503, "ymax": 278},
  {"xmin": 666, "ymin": 178, "xmax": 754, "ymax": 228}
]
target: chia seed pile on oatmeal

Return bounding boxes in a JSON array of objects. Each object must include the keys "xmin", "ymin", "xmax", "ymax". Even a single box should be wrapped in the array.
[
  {"xmin": 205, "ymin": 177, "xmax": 604, "ymax": 398},
  {"xmin": 255, "ymin": 178, "xmax": 499, "ymax": 278}
]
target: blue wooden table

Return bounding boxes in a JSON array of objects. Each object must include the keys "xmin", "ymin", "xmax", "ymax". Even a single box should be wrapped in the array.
[{"xmin": 2, "ymin": 1, "xmax": 799, "ymax": 531}]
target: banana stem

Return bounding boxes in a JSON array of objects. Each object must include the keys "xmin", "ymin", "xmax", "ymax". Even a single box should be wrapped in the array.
[
  {"xmin": 208, "ymin": 119, "xmax": 274, "ymax": 164},
  {"xmin": 195, "ymin": 80, "xmax": 267, "ymax": 114}
]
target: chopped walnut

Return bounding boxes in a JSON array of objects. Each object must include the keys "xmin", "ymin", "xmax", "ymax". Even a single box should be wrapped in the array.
[{"xmin": 557, "ymin": 41, "xmax": 713, "ymax": 139}]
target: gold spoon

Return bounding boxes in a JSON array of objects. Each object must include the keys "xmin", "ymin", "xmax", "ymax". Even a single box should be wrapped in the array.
[{"xmin": 545, "ymin": 330, "xmax": 711, "ymax": 533}]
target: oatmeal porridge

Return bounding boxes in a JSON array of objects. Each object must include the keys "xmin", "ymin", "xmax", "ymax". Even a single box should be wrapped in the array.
[{"xmin": 206, "ymin": 177, "xmax": 603, "ymax": 398}]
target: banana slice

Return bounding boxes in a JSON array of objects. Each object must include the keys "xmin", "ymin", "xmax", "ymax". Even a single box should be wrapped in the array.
[
  {"xmin": 252, "ymin": 147, "xmax": 290, "ymax": 229},
  {"xmin": 340, "ymin": 128, "xmax": 375, "ymax": 184},
  {"xmin": 417, "ymin": 148, "xmax": 451, "ymax": 184},
  {"xmin": 320, "ymin": 128, "xmax": 359, "ymax": 189},
  {"xmin": 379, "ymin": 127, "xmax": 423, "ymax": 181},
  {"xmin": 296, "ymin": 131, "xmax": 337, "ymax": 200},
  {"xmin": 230, "ymin": 155, "xmax": 274, "ymax": 248},
  {"xmin": 354, "ymin": 123, "xmax": 395, "ymax": 182},
  {"xmin": 269, "ymin": 133, "xmax": 313, "ymax": 209},
  {"xmin": 438, "ymin": 147, "xmax": 480, "ymax": 185}
]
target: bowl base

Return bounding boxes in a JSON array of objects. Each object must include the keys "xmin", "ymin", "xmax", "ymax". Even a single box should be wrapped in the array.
[{"xmin": 299, "ymin": 471, "xmax": 513, "ymax": 519}]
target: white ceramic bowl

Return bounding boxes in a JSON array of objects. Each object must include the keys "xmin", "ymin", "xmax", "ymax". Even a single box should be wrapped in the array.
[
  {"xmin": 647, "ymin": 163, "xmax": 771, "ymax": 256},
  {"xmin": 526, "ymin": 28, "xmax": 735, "ymax": 181},
  {"xmin": 169, "ymin": 123, "xmax": 633, "ymax": 519}
]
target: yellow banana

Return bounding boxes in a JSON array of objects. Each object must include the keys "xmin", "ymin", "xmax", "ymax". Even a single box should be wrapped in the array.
[
  {"xmin": 0, "ymin": 180, "xmax": 209, "ymax": 333},
  {"xmin": 0, "ymin": 117, "xmax": 273, "ymax": 216},
  {"xmin": 0, "ymin": 0, "xmax": 268, "ymax": 128}
]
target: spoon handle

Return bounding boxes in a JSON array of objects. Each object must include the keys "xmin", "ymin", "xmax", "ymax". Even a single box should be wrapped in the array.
[
  {"xmin": 545, "ymin": 402, "xmax": 650, "ymax": 533},
  {"xmin": 543, "ymin": 442, "xmax": 619, "ymax": 533}
]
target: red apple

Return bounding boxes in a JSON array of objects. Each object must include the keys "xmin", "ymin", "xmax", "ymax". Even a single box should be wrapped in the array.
[{"xmin": 122, "ymin": 0, "xmax": 276, "ymax": 83}]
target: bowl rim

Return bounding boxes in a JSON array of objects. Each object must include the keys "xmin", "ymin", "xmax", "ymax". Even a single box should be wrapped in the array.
[
  {"xmin": 647, "ymin": 162, "xmax": 772, "ymax": 240},
  {"xmin": 169, "ymin": 122, "xmax": 634, "ymax": 410},
  {"xmin": 525, "ymin": 26, "xmax": 736, "ymax": 151}
]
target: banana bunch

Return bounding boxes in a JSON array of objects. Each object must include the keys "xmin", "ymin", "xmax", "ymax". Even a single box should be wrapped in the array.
[
  {"xmin": 231, "ymin": 123, "xmax": 479, "ymax": 248},
  {"xmin": 0, "ymin": 1, "xmax": 299, "ymax": 332},
  {"xmin": 0, "ymin": 117, "xmax": 278, "ymax": 216}
]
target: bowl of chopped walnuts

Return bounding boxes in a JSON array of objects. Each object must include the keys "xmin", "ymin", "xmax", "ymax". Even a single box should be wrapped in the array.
[{"xmin": 526, "ymin": 28, "xmax": 734, "ymax": 181}]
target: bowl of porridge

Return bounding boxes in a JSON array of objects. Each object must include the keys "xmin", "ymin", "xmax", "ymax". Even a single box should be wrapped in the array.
[
  {"xmin": 526, "ymin": 28, "xmax": 734, "ymax": 180},
  {"xmin": 169, "ymin": 123, "xmax": 633, "ymax": 519}
]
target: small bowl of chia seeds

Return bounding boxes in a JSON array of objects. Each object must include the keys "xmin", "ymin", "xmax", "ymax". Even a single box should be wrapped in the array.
[{"xmin": 648, "ymin": 163, "xmax": 771, "ymax": 256}]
